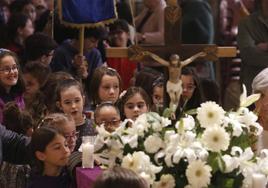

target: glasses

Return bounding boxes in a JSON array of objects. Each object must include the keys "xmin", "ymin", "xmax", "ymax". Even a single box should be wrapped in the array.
[
  {"xmin": 182, "ymin": 85, "xmax": 196, "ymax": 91},
  {"xmin": 64, "ymin": 131, "xmax": 79, "ymax": 141},
  {"xmin": 0, "ymin": 64, "xmax": 18, "ymax": 74},
  {"xmin": 98, "ymin": 119, "xmax": 120, "ymax": 127}
]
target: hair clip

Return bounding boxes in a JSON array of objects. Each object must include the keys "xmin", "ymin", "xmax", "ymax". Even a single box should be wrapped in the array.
[
  {"xmin": 0, "ymin": 48, "xmax": 11, "ymax": 54},
  {"xmin": 119, "ymin": 90, "xmax": 127, "ymax": 99}
]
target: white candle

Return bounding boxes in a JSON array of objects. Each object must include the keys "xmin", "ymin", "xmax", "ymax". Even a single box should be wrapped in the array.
[
  {"xmin": 82, "ymin": 143, "xmax": 94, "ymax": 168},
  {"xmin": 252, "ymin": 173, "xmax": 267, "ymax": 188}
]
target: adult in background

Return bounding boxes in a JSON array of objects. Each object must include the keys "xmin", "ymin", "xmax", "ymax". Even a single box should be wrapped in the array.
[
  {"xmin": 237, "ymin": 0, "xmax": 268, "ymax": 94},
  {"xmin": 252, "ymin": 68, "xmax": 268, "ymax": 151},
  {"xmin": 135, "ymin": 0, "xmax": 166, "ymax": 45}
]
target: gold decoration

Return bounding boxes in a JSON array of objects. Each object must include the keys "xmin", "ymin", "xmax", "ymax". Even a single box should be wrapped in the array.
[{"xmin": 165, "ymin": 6, "xmax": 181, "ymax": 24}]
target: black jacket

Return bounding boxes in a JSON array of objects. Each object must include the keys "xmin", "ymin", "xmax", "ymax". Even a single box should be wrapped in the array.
[{"xmin": 0, "ymin": 124, "xmax": 30, "ymax": 164}]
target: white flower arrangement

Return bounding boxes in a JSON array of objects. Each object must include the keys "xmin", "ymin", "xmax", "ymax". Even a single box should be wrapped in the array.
[{"xmin": 94, "ymin": 85, "xmax": 268, "ymax": 188}]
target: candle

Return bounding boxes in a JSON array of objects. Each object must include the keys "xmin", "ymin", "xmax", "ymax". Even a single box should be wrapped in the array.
[
  {"xmin": 82, "ymin": 143, "xmax": 94, "ymax": 168},
  {"xmin": 252, "ymin": 173, "xmax": 267, "ymax": 188}
]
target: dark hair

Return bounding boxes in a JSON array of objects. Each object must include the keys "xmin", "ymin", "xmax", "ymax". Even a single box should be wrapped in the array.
[
  {"xmin": 7, "ymin": 13, "xmax": 30, "ymax": 41},
  {"xmin": 24, "ymin": 32, "xmax": 57, "ymax": 61},
  {"xmin": 200, "ymin": 78, "xmax": 220, "ymax": 104},
  {"xmin": 30, "ymin": 126, "xmax": 62, "ymax": 175},
  {"xmin": 178, "ymin": 67, "xmax": 205, "ymax": 112},
  {"xmin": 93, "ymin": 166, "xmax": 148, "ymax": 188},
  {"xmin": 41, "ymin": 72, "xmax": 74, "ymax": 113},
  {"xmin": 116, "ymin": 87, "xmax": 150, "ymax": 120},
  {"xmin": 90, "ymin": 67, "xmax": 122, "ymax": 106},
  {"xmin": 94, "ymin": 101, "xmax": 120, "ymax": 121},
  {"xmin": 9, "ymin": 0, "xmax": 32, "ymax": 13},
  {"xmin": 109, "ymin": 19, "xmax": 132, "ymax": 47},
  {"xmin": 109, "ymin": 19, "xmax": 130, "ymax": 33},
  {"xmin": 23, "ymin": 61, "xmax": 51, "ymax": 87},
  {"xmin": 55, "ymin": 79, "xmax": 84, "ymax": 111},
  {"xmin": 135, "ymin": 67, "xmax": 163, "ymax": 100},
  {"xmin": 0, "ymin": 49, "xmax": 25, "ymax": 94},
  {"xmin": 3, "ymin": 101, "xmax": 33, "ymax": 135}
]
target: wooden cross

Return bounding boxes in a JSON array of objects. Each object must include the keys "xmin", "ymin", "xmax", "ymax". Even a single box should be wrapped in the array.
[{"xmin": 106, "ymin": 2, "xmax": 236, "ymax": 112}]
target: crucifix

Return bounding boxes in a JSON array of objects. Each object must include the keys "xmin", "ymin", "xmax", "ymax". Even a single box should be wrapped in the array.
[{"xmin": 106, "ymin": 1, "xmax": 237, "ymax": 116}]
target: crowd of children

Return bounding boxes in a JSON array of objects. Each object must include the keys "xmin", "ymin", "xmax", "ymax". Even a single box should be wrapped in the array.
[{"xmin": 0, "ymin": 0, "xmax": 221, "ymax": 187}]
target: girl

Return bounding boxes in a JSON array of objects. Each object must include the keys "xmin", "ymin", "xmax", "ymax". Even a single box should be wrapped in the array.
[
  {"xmin": 107, "ymin": 19, "xmax": 137, "ymax": 90},
  {"xmin": 5, "ymin": 13, "xmax": 34, "ymax": 61},
  {"xmin": 179, "ymin": 67, "xmax": 204, "ymax": 112},
  {"xmin": 151, "ymin": 76, "xmax": 164, "ymax": 113},
  {"xmin": 38, "ymin": 113, "xmax": 77, "ymax": 153},
  {"xmin": 90, "ymin": 66, "xmax": 122, "ymax": 108},
  {"xmin": 0, "ymin": 49, "xmax": 25, "ymax": 123},
  {"xmin": 117, "ymin": 87, "xmax": 150, "ymax": 121},
  {"xmin": 23, "ymin": 62, "xmax": 51, "ymax": 126},
  {"xmin": 0, "ymin": 102, "xmax": 33, "ymax": 188},
  {"xmin": 29, "ymin": 126, "xmax": 71, "ymax": 188},
  {"xmin": 56, "ymin": 79, "xmax": 96, "ymax": 151},
  {"xmin": 94, "ymin": 102, "xmax": 121, "ymax": 133},
  {"xmin": 41, "ymin": 71, "xmax": 74, "ymax": 113}
]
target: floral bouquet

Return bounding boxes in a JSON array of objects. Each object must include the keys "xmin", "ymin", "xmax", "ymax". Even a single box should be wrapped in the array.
[{"xmin": 94, "ymin": 86, "xmax": 268, "ymax": 188}]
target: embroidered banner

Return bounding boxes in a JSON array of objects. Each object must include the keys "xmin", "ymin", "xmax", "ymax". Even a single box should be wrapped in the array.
[{"xmin": 58, "ymin": 0, "xmax": 117, "ymax": 27}]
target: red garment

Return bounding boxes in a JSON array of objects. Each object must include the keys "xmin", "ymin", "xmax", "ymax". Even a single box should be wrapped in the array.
[{"xmin": 107, "ymin": 57, "xmax": 137, "ymax": 90}]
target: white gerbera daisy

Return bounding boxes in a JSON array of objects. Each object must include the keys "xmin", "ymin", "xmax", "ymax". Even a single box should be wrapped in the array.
[
  {"xmin": 201, "ymin": 126, "xmax": 230, "ymax": 152},
  {"xmin": 197, "ymin": 101, "xmax": 225, "ymax": 128},
  {"xmin": 144, "ymin": 135, "xmax": 163, "ymax": 154},
  {"xmin": 153, "ymin": 174, "xmax": 176, "ymax": 188},
  {"xmin": 186, "ymin": 160, "xmax": 212, "ymax": 188}
]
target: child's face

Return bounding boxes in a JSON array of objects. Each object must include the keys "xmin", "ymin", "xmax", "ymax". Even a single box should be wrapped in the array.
[
  {"xmin": 84, "ymin": 37, "xmax": 99, "ymax": 51},
  {"xmin": 19, "ymin": 19, "xmax": 34, "ymax": 40},
  {"xmin": 98, "ymin": 75, "xmax": 120, "ymax": 104},
  {"xmin": 58, "ymin": 86, "xmax": 85, "ymax": 124},
  {"xmin": 109, "ymin": 29, "xmax": 129, "ymax": 47},
  {"xmin": 152, "ymin": 85, "xmax": 164, "ymax": 107},
  {"xmin": 23, "ymin": 73, "xmax": 40, "ymax": 98},
  {"xmin": 181, "ymin": 75, "xmax": 196, "ymax": 100},
  {"xmin": 0, "ymin": 55, "xmax": 19, "ymax": 91},
  {"xmin": 37, "ymin": 134, "xmax": 70, "ymax": 169},
  {"xmin": 124, "ymin": 93, "xmax": 148, "ymax": 121},
  {"xmin": 62, "ymin": 121, "xmax": 77, "ymax": 153},
  {"xmin": 95, "ymin": 106, "xmax": 121, "ymax": 133}
]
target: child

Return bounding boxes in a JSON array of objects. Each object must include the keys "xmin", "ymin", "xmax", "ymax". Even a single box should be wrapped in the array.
[
  {"xmin": 0, "ymin": 101, "xmax": 33, "ymax": 188},
  {"xmin": 90, "ymin": 66, "xmax": 122, "ymax": 109},
  {"xmin": 117, "ymin": 87, "xmax": 150, "ymax": 121},
  {"xmin": 37, "ymin": 113, "xmax": 77, "ymax": 153},
  {"xmin": 23, "ymin": 62, "xmax": 51, "ymax": 126},
  {"xmin": 0, "ymin": 49, "xmax": 25, "ymax": 123},
  {"xmin": 29, "ymin": 126, "xmax": 71, "ymax": 188},
  {"xmin": 93, "ymin": 166, "xmax": 148, "ymax": 188},
  {"xmin": 151, "ymin": 76, "xmax": 164, "ymax": 113},
  {"xmin": 41, "ymin": 71, "xmax": 74, "ymax": 113},
  {"xmin": 55, "ymin": 79, "xmax": 96, "ymax": 151},
  {"xmin": 94, "ymin": 102, "xmax": 121, "ymax": 133},
  {"xmin": 107, "ymin": 19, "xmax": 137, "ymax": 90}
]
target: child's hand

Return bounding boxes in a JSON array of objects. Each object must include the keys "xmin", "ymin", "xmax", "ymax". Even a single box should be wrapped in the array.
[
  {"xmin": 77, "ymin": 63, "xmax": 88, "ymax": 79},
  {"xmin": 73, "ymin": 54, "xmax": 86, "ymax": 68}
]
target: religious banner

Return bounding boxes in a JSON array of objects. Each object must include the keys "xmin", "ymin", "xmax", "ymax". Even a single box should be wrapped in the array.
[{"xmin": 58, "ymin": 0, "xmax": 117, "ymax": 28}]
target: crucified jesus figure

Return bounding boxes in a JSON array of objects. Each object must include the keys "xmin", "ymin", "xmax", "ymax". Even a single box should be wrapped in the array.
[{"xmin": 134, "ymin": 49, "xmax": 206, "ymax": 113}]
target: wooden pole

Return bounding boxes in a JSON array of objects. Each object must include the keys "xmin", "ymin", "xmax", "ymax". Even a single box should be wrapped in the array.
[{"xmin": 79, "ymin": 26, "xmax": 85, "ymax": 55}]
